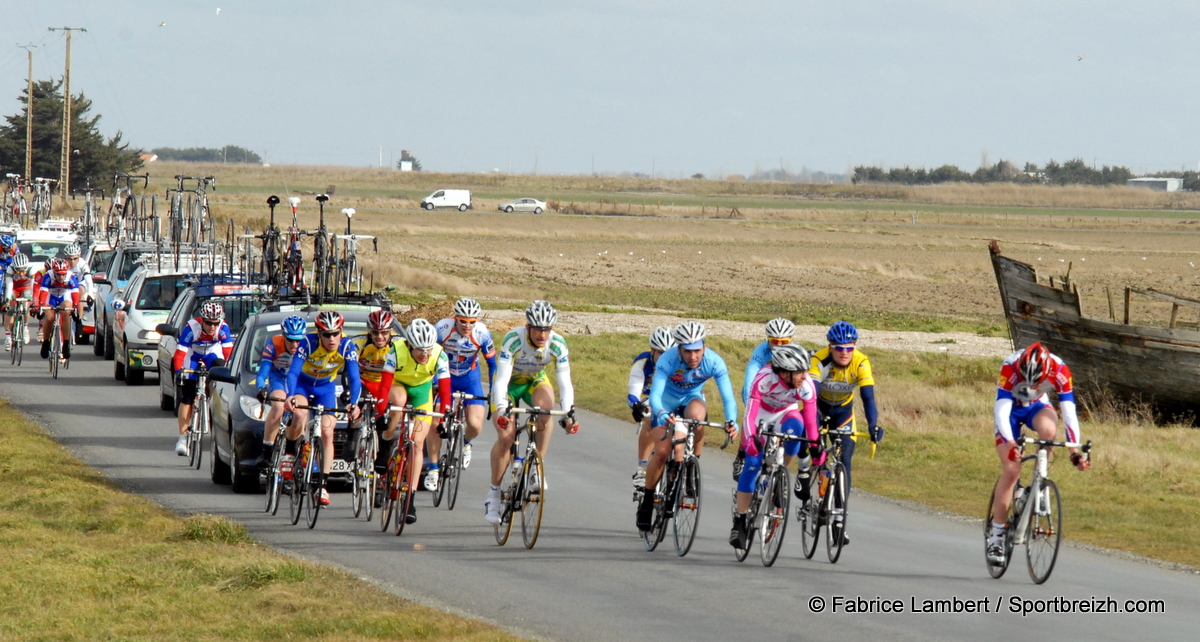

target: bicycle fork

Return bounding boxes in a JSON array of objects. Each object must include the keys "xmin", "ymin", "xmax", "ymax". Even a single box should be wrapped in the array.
[{"xmin": 1012, "ymin": 450, "xmax": 1051, "ymax": 545}]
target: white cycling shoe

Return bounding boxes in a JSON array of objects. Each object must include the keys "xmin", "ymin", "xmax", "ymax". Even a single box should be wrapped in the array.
[
  {"xmin": 174, "ymin": 435, "xmax": 189, "ymax": 456},
  {"xmin": 423, "ymin": 468, "xmax": 439, "ymax": 492},
  {"xmin": 461, "ymin": 443, "xmax": 472, "ymax": 469},
  {"xmin": 484, "ymin": 490, "xmax": 502, "ymax": 525}
]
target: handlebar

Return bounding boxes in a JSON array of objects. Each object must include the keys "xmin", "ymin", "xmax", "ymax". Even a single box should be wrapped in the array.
[
  {"xmin": 509, "ymin": 407, "xmax": 572, "ymax": 417},
  {"xmin": 1016, "ymin": 436, "xmax": 1091, "ymax": 451}
]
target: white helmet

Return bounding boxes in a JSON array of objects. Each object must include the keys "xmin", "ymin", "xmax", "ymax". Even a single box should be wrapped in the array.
[
  {"xmin": 525, "ymin": 300, "xmax": 558, "ymax": 327},
  {"xmin": 770, "ymin": 344, "xmax": 810, "ymax": 372},
  {"xmin": 454, "ymin": 297, "xmax": 482, "ymax": 318},
  {"xmin": 649, "ymin": 326, "xmax": 675, "ymax": 352},
  {"xmin": 11, "ymin": 253, "xmax": 29, "ymax": 271},
  {"xmin": 406, "ymin": 318, "xmax": 438, "ymax": 349},
  {"xmin": 765, "ymin": 317, "xmax": 795, "ymax": 339},
  {"xmin": 672, "ymin": 320, "xmax": 707, "ymax": 347}
]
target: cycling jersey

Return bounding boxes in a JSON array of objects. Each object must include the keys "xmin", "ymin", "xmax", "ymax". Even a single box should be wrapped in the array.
[
  {"xmin": 648, "ymin": 346, "xmax": 738, "ymax": 426},
  {"xmin": 434, "ymin": 317, "xmax": 497, "ymax": 379},
  {"xmin": 255, "ymin": 335, "xmax": 298, "ymax": 392},
  {"xmin": 286, "ymin": 333, "xmax": 362, "ymax": 407},
  {"xmin": 393, "ymin": 337, "xmax": 451, "ymax": 413},
  {"xmin": 0, "ymin": 245, "xmax": 17, "ymax": 273},
  {"xmin": 994, "ymin": 348, "xmax": 1080, "ymax": 444},
  {"xmin": 65, "ymin": 257, "xmax": 93, "ymax": 300},
  {"xmin": 741, "ymin": 340, "xmax": 773, "ymax": 405},
  {"xmin": 172, "ymin": 318, "xmax": 233, "ymax": 377},
  {"xmin": 743, "ymin": 365, "xmax": 818, "ymax": 448},
  {"xmin": 351, "ymin": 334, "xmax": 399, "ymax": 413},
  {"xmin": 809, "ymin": 346, "xmax": 879, "ymax": 438},
  {"xmin": 626, "ymin": 350, "xmax": 656, "ymax": 408},
  {"xmin": 35, "ymin": 272, "xmax": 80, "ymax": 310},
  {"xmin": 3, "ymin": 265, "xmax": 32, "ymax": 302},
  {"xmin": 491, "ymin": 327, "xmax": 574, "ymax": 412}
]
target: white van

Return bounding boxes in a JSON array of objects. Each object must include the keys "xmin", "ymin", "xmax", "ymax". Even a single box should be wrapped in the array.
[{"xmin": 420, "ymin": 189, "xmax": 472, "ymax": 211}]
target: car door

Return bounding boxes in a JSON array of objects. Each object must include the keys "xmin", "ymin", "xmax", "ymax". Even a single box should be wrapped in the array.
[
  {"xmin": 115, "ymin": 273, "xmax": 144, "ymax": 360},
  {"xmin": 211, "ymin": 327, "xmax": 246, "ymax": 460},
  {"xmin": 159, "ymin": 290, "xmax": 194, "ymax": 395}
]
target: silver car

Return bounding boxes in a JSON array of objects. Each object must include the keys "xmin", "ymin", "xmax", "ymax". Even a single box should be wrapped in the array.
[{"xmin": 497, "ymin": 197, "xmax": 546, "ymax": 214}]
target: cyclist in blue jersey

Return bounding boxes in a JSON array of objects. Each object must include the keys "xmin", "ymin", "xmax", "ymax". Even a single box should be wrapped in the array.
[
  {"xmin": 627, "ymin": 326, "xmax": 674, "ymax": 492},
  {"xmin": 433, "ymin": 297, "xmax": 497, "ymax": 470},
  {"xmin": 254, "ymin": 315, "xmax": 307, "ymax": 470},
  {"xmin": 736, "ymin": 317, "xmax": 795, "ymax": 479},
  {"xmin": 0, "ymin": 235, "xmax": 19, "ymax": 341},
  {"xmin": 284, "ymin": 310, "xmax": 362, "ymax": 506},
  {"xmin": 636, "ymin": 320, "xmax": 739, "ymax": 532}
]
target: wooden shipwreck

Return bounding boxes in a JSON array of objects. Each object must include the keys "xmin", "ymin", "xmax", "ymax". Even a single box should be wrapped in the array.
[{"xmin": 989, "ymin": 240, "xmax": 1200, "ymax": 417}]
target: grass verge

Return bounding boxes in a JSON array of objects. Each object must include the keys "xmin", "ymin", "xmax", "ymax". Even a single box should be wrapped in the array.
[
  {"xmin": 0, "ymin": 398, "xmax": 519, "ymax": 641},
  {"xmin": 568, "ymin": 334, "xmax": 1200, "ymax": 568}
]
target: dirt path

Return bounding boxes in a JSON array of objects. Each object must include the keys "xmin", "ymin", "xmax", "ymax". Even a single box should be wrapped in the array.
[{"xmin": 478, "ymin": 309, "xmax": 1012, "ymax": 359}]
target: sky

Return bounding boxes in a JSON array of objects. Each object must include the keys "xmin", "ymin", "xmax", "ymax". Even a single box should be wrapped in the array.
[{"xmin": 2, "ymin": 1, "xmax": 1197, "ymax": 177}]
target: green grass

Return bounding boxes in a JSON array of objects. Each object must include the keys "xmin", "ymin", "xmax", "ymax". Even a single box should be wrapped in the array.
[
  {"xmin": 0, "ymin": 399, "xmax": 520, "ymax": 641},
  {"xmin": 569, "ymin": 334, "xmax": 1200, "ymax": 568}
]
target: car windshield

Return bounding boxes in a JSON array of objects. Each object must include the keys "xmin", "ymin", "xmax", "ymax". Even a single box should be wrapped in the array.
[
  {"xmin": 90, "ymin": 249, "xmax": 115, "ymax": 274},
  {"xmin": 23, "ymin": 240, "xmax": 70, "ymax": 263},
  {"xmin": 189, "ymin": 295, "xmax": 267, "ymax": 336},
  {"xmin": 136, "ymin": 275, "xmax": 190, "ymax": 311},
  {"xmin": 243, "ymin": 320, "xmax": 369, "ymax": 374},
  {"xmin": 116, "ymin": 251, "xmax": 146, "ymax": 281}
]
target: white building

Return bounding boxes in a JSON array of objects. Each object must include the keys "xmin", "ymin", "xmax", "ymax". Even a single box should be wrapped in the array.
[{"xmin": 1126, "ymin": 177, "xmax": 1183, "ymax": 192}]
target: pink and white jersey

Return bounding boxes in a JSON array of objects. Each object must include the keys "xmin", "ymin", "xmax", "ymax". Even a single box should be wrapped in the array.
[{"xmin": 742, "ymin": 365, "xmax": 819, "ymax": 449}]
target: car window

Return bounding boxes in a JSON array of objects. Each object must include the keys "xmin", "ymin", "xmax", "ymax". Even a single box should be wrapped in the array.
[
  {"xmin": 23, "ymin": 240, "xmax": 70, "ymax": 263},
  {"xmin": 117, "ymin": 251, "xmax": 146, "ymax": 281},
  {"xmin": 170, "ymin": 292, "xmax": 193, "ymax": 328},
  {"xmin": 433, "ymin": 190, "xmax": 444, "ymax": 198},
  {"xmin": 90, "ymin": 249, "xmax": 116, "ymax": 274},
  {"xmin": 136, "ymin": 275, "xmax": 190, "ymax": 311}
]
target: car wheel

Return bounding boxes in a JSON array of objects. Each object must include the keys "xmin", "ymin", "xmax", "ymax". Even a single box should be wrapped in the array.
[
  {"xmin": 210, "ymin": 421, "xmax": 232, "ymax": 485},
  {"xmin": 534, "ymin": 207, "xmax": 543, "ymax": 214},
  {"xmin": 93, "ymin": 324, "xmax": 104, "ymax": 356},
  {"xmin": 505, "ymin": 206, "xmax": 514, "ymax": 213},
  {"xmin": 114, "ymin": 351, "xmax": 125, "ymax": 381},
  {"xmin": 125, "ymin": 343, "xmax": 145, "ymax": 386},
  {"xmin": 424, "ymin": 202, "xmax": 434, "ymax": 211},
  {"xmin": 103, "ymin": 322, "xmax": 115, "ymax": 360},
  {"xmin": 458, "ymin": 204, "xmax": 468, "ymax": 212},
  {"xmin": 232, "ymin": 457, "xmax": 260, "ymax": 493}
]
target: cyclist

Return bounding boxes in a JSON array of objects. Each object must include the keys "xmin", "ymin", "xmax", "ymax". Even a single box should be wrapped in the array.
[
  {"xmin": 735, "ymin": 317, "xmax": 796, "ymax": 479},
  {"xmin": 807, "ymin": 321, "xmax": 882, "ymax": 545},
  {"xmin": 3, "ymin": 253, "xmax": 34, "ymax": 349},
  {"xmin": 284, "ymin": 310, "xmax": 362, "ymax": 507},
  {"xmin": 379, "ymin": 318, "xmax": 450, "ymax": 524},
  {"xmin": 434, "ymin": 297, "xmax": 497, "ymax": 471},
  {"xmin": 171, "ymin": 301, "xmax": 234, "ymax": 456},
  {"xmin": 627, "ymin": 326, "xmax": 674, "ymax": 492},
  {"xmin": 35, "ymin": 258, "xmax": 80, "ymax": 361},
  {"xmin": 730, "ymin": 343, "xmax": 818, "ymax": 549},
  {"xmin": 987, "ymin": 342, "xmax": 1090, "ymax": 566},
  {"xmin": 636, "ymin": 320, "xmax": 739, "ymax": 532},
  {"xmin": 350, "ymin": 309, "xmax": 399, "ymax": 466},
  {"xmin": 484, "ymin": 300, "xmax": 580, "ymax": 525},
  {"xmin": 0, "ymin": 235, "xmax": 20, "ymax": 344},
  {"xmin": 254, "ymin": 315, "xmax": 308, "ymax": 471},
  {"xmin": 61, "ymin": 243, "xmax": 94, "ymax": 317}
]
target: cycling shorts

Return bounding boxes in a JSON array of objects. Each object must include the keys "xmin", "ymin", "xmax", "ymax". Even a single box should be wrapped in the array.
[
  {"xmin": 506, "ymin": 371, "xmax": 552, "ymax": 407},
  {"xmin": 450, "ymin": 370, "xmax": 487, "ymax": 407},
  {"xmin": 293, "ymin": 379, "xmax": 339, "ymax": 416},
  {"xmin": 177, "ymin": 378, "xmax": 203, "ymax": 406},
  {"xmin": 401, "ymin": 379, "xmax": 434, "ymax": 413},
  {"xmin": 737, "ymin": 414, "xmax": 806, "ymax": 493},
  {"xmin": 266, "ymin": 371, "xmax": 289, "ymax": 396},
  {"xmin": 652, "ymin": 388, "xmax": 706, "ymax": 427},
  {"xmin": 47, "ymin": 294, "xmax": 72, "ymax": 309},
  {"xmin": 995, "ymin": 400, "xmax": 1052, "ymax": 442}
]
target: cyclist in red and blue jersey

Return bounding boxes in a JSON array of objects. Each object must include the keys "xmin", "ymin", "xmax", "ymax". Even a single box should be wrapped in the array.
[
  {"xmin": 172, "ymin": 301, "xmax": 234, "ymax": 455},
  {"xmin": 254, "ymin": 315, "xmax": 307, "ymax": 470},
  {"xmin": 627, "ymin": 326, "xmax": 674, "ymax": 492},
  {"xmin": 637, "ymin": 320, "xmax": 739, "ymax": 532},
  {"xmin": 284, "ymin": 310, "xmax": 362, "ymax": 506},
  {"xmin": 433, "ymin": 297, "xmax": 496, "ymax": 469},
  {"xmin": 36, "ymin": 258, "xmax": 80, "ymax": 361},
  {"xmin": 987, "ymin": 342, "xmax": 1089, "ymax": 565}
]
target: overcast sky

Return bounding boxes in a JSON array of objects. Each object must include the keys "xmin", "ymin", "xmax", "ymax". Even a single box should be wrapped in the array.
[{"xmin": 3, "ymin": 1, "xmax": 1197, "ymax": 176}]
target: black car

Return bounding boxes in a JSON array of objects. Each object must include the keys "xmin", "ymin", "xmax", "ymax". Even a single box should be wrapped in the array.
[{"xmin": 204, "ymin": 305, "xmax": 382, "ymax": 493}]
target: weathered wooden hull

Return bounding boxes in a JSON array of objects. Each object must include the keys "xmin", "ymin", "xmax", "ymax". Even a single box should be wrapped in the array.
[{"xmin": 990, "ymin": 245, "xmax": 1200, "ymax": 415}]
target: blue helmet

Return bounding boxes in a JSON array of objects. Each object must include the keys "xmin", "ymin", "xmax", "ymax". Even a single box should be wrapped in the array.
[
  {"xmin": 0, "ymin": 235, "xmax": 13, "ymax": 248},
  {"xmin": 282, "ymin": 315, "xmax": 307, "ymax": 340},
  {"xmin": 826, "ymin": 320, "xmax": 858, "ymax": 345}
]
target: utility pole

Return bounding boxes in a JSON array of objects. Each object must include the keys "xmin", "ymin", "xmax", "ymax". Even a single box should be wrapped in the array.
[
  {"xmin": 18, "ymin": 45, "xmax": 36, "ymax": 181},
  {"xmin": 48, "ymin": 26, "xmax": 87, "ymax": 196}
]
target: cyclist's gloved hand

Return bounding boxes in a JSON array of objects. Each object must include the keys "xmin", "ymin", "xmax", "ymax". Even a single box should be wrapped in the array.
[
  {"xmin": 496, "ymin": 410, "xmax": 512, "ymax": 430},
  {"xmin": 256, "ymin": 388, "xmax": 268, "ymax": 403},
  {"xmin": 1007, "ymin": 443, "xmax": 1021, "ymax": 462},
  {"xmin": 812, "ymin": 450, "xmax": 827, "ymax": 467},
  {"xmin": 560, "ymin": 416, "xmax": 579, "ymax": 435},
  {"xmin": 743, "ymin": 436, "xmax": 759, "ymax": 458},
  {"xmin": 807, "ymin": 444, "xmax": 822, "ymax": 461},
  {"xmin": 174, "ymin": 370, "xmax": 184, "ymax": 387},
  {"xmin": 870, "ymin": 425, "xmax": 883, "ymax": 443},
  {"xmin": 631, "ymin": 403, "xmax": 645, "ymax": 423},
  {"xmin": 1070, "ymin": 451, "xmax": 1091, "ymax": 471}
]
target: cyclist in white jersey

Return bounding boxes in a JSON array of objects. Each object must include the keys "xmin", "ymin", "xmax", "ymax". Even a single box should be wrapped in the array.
[{"xmin": 434, "ymin": 297, "xmax": 497, "ymax": 470}]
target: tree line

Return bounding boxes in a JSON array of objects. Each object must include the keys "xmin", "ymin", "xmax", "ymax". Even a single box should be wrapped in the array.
[
  {"xmin": 853, "ymin": 158, "xmax": 1137, "ymax": 187},
  {"xmin": 152, "ymin": 145, "xmax": 262, "ymax": 163}
]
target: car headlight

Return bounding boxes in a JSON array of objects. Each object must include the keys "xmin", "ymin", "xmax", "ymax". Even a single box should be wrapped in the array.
[
  {"xmin": 239, "ymin": 395, "xmax": 265, "ymax": 421},
  {"xmin": 136, "ymin": 330, "xmax": 162, "ymax": 341}
]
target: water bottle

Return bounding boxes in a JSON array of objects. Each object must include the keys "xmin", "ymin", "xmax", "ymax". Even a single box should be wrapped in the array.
[
  {"xmin": 818, "ymin": 470, "xmax": 830, "ymax": 497},
  {"xmin": 512, "ymin": 455, "xmax": 524, "ymax": 476}
]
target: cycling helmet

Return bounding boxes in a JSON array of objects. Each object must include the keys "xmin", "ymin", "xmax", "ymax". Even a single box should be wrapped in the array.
[
  {"xmin": 454, "ymin": 297, "xmax": 482, "ymax": 319},
  {"xmin": 770, "ymin": 344, "xmax": 811, "ymax": 373},
  {"xmin": 525, "ymin": 300, "xmax": 558, "ymax": 327},
  {"xmin": 315, "ymin": 309, "xmax": 344, "ymax": 333},
  {"xmin": 11, "ymin": 253, "xmax": 29, "ymax": 272},
  {"xmin": 672, "ymin": 320, "xmax": 707, "ymax": 348},
  {"xmin": 406, "ymin": 318, "xmax": 438, "ymax": 349},
  {"xmin": 199, "ymin": 300, "xmax": 225, "ymax": 322},
  {"xmin": 1015, "ymin": 342, "xmax": 1052, "ymax": 386},
  {"xmin": 367, "ymin": 309, "xmax": 395, "ymax": 332},
  {"xmin": 63, "ymin": 243, "xmax": 81, "ymax": 258},
  {"xmin": 281, "ymin": 315, "xmax": 307, "ymax": 340},
  {"xmin": 826, "ymin": 320, "xmax": 859, "ymax": 345},
  {"xmin": 649, "ymin": 326, "xmax": 675, "ymax": 352},
  {"xmin": 0, "ymin": 235, "xmax": 13, "ymax": 248},
  {"xmin": 49, "ymin": 258, "xmax": 70, "ymax": 275},
  {"xmin": 765, "ymin": 317, "xmax": 795, "ymax": 339}
]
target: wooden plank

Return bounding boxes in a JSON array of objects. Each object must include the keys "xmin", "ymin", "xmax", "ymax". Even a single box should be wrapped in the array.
[
  {"xmin": 1124, "ymin": 287, "xmax": 1131, "ymax": 325},
  {"xmin": 1130, "ymin": 287, "xmax": 1200, "ymax": 312},
  {"xmin": 1170, "ymin": 303, "xmax": 1179, "ymax": 329},
  {"xmin": 1106, "ymin": 286, "xmax": 1116, "ymax": 321}
]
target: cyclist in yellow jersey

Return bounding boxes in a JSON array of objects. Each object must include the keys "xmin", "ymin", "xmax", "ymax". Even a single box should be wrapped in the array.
[
  {"xmin": 382, "ymin": 318, "xmax": 451, "ymax": 525},
  {"xmin": 351, "ymin": 310, "xmax": 400, "ymax": 467}
]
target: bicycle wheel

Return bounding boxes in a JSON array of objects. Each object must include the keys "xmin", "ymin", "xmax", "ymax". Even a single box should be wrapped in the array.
[
  {"xmin": 984, "ymin": 481, "xmax": 1015, "ymax": 579},
  {"xmin": 432, "ymin": 431, "xmax": 449, "ymax": 509},
  {"xmin": 799, "ymin": 486, "xmax": 820, "ymax": 560},
  {"xmin": 825, "ymin": 464, "xmax": 849, "ymax": 564},
  {"xmin": 364, "ymin": 431, "xmax": 378, "ymax": 522},
  {"xmin": 673, "ymin": 457, "xmax": 702, "ymax": 557},
  {"xmin": 265, "ymin": 441, "xmax": 285, "ymax": 515},
  {"xmin": 520, "ymin": 451, "xmax": 546, "ymax": 549},
  {"xmin": 290, "ymin": 439, "xmax": 308, "ymax": 525},
  {"xmin": 394, "ymin": 441, "xmax": 417, "ymax": 536},
  {"xmin": 494, "ymin": 459, "xmax": 518, "ymax": 546},
  {"xmin": 1026, "ymin": 479, "xmax": 1062, "ymax": 584},
  {"xmin": 351, "ymin": 431, "xmax": 369, "ymax": 518},
  {"xmin": 49, "ymin": 321, "xmax": 60, "ymax": 379},
  {"xmin": 445, "ymin": 425, "xmax": 464, "ymax": 511},
  {"xmin": 10, "ymin": 316, "xmax": 20, "ymax": 366},
  {"xmin": 760, "ymin": 467, "xmax": 791, "ymax": 567},
  {"xmin": 193, "ymin": 406, "xmax": 207, "ymax": 471},
  {"xmin": 14, "ymin": 318, "xmax": 23, "ymax": 366},
  {"xmin": 380, "ymin": 446, "xmax": 400, "ymax": 533},
  {"xmin": 641, "ymin": 473, "xmax": 667, "ymax": 552},
  {"xmin": 305, "ymin": 439, "xmax": 323, "ymax": 529},
  {"xmin": 733, "ymin": 490, "xmax": 753, "ymax": 563}
]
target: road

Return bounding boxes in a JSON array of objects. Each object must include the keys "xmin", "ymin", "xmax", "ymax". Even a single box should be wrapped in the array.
[{"xmin": 4, "ymin": 351, "xmax": 1200, "ymax": 641}]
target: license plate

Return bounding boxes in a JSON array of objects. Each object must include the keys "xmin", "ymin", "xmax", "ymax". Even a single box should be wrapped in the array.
[{"xmin": 330, "ymin": 459, "xmax": 352, "ymax": 473}]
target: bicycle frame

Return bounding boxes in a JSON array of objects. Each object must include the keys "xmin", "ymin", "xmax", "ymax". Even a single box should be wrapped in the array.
[{"xmin": 1010, "ymin": 437, "xmax": 1088, "ymax": 546}]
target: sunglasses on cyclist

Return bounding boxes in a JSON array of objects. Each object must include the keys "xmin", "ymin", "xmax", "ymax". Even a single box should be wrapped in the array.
[
  {"xmin": 455, "ymin": 317, "xmax": 477, "ymax": 324},
  {"xmin": 768, "ymin": 337, "xmax": 792, "ymax": 346},
  {"xmin": 369, "ymin": 329, "xmax": 391, "ymax": 336},
  {"xmin": 529, "ymin": 326, "xmax": 552, "ymax": 332},
  {"xmin": 831, "ymin": 345, "xmax": 855, "ymax": 353},
  {"xmin": 201, "ymin": 319, "xmax": 221, "ymax": 327},
  {"xmin": 319, "ymin": 331, "xmax": 340, "ymax": 338}
]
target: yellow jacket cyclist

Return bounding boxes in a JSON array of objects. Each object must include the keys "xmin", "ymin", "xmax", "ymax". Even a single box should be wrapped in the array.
[{"xmin": 807, "ymin": 321, "xmax": 882, "ymax": 495}]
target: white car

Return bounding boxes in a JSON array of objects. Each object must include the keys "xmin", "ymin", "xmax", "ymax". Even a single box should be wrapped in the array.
[
  {"xmin": 16, "ymin": 229, "xmax": 77, "ymax": 274},
  {"xmin": 111, "ymin": 262, "xmax": 208, "ymax": 386},
  {"xmin": 497, "ymin": 197, "xmax": 546, "ymax": 214}
]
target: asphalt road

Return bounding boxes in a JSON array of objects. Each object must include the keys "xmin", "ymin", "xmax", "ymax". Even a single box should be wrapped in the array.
[{"xmin": 4, "ymin": 351, "xmax": 1200, "ymax": 641}]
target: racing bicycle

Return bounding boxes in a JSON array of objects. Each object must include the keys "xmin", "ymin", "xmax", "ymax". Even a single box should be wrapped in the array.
[
  {"xmin": 732, "ymin": 422, "xmax": 808, "ymax": 567},
  {"xmin": 289, "ymin": 399, "xmax": 342, "ymax": 529},
  {"xmin": 640, "ymin": 415, "xmax": 723, "ymax": 556},
  {"xmin": 9, "ymin": 298, "xmax": 30, "ymax": 366},
  {"xmin": 380, "ymin": 405, "xmax": 444, "ymax": 536},
  {"xmin": 432, "ymin": 391, "xmax": 482, "ymax": 511},
  {"xmin": 261, "ymin": 396, "xmax": 291, "ymax": 516},
  {"xmin": 350, "ymin": 392, "xmax": 380, "ymax": 521},
  {"xmin": 178, "ymin": 365, "xmax": 212, "ymax": 469},
  {"xmin": 797, "ymin": 417, "xmax": 876, "ymax": 564},
  {"xmin": 494, "ymin": 406, "xmax": 575, "ymax": 549},
  {"xmin": 41, "ymin": 304, "xmax": 73, "ymax": 379},
  {"xmin": 985, "ymin": 436, "xmax": 1092, "ymax": 584}
]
